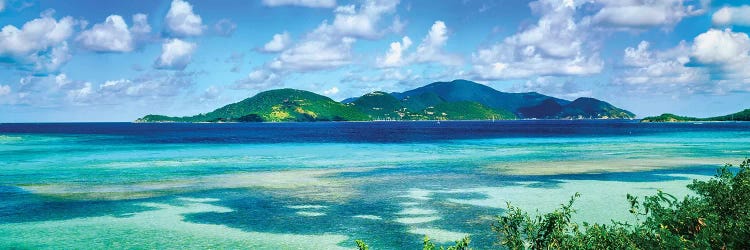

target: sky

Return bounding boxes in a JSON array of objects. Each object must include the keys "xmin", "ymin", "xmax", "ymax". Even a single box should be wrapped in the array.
[{"xmin": 1, "ymin": 0, "xmax": 749, "ymax": 122}]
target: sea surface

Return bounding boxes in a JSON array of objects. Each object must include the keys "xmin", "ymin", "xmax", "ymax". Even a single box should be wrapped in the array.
[{"xmin": 1, "ymin": 120, "xmax": 748, "ymax": 249}]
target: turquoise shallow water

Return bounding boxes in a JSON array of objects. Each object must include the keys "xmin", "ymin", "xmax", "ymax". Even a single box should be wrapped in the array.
[{"xmin": 0, "ymin": 121, "xmax": 748, "ymax": 249}]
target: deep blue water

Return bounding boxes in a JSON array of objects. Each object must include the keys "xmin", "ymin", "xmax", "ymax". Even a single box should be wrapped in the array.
[{"xmin": 1, "ymin": 120, "xmax": 748, "ymax": 144}]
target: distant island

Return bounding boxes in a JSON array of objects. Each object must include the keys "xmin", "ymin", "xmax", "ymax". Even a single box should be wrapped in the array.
[
  {"xmin": 136, "ymin": 79, "xmax": 635, "ymax": 122},
  {"xmin": 641, "ymin": 109, "xmax": 750, "ymax": 122}
]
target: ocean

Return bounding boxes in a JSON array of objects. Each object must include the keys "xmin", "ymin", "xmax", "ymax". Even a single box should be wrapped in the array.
[{"xmin": 1, "ymin": 120, "xmax": 748, "ymax": 249}]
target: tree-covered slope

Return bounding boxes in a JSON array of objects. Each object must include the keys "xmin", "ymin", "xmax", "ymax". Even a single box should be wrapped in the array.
[
  {"xmin": 708, "ymin": 109, "xmax": 750, "ymax": 121},
  {"xmin": 349, "ymin": 91, "xmax": 405, "ymax": 120},
  {"xmin": 137, "ymin": 80, "xmax": 636, "ymax": 122},
  {"xmin": 517, "ymin": 98, "xmax": 564, "ymax": 118},
  {"xmin": 427, "ymin": 101, "xmax": 516, "ymax": 120},
  {"xmin": 640, "ymin": 113, "xmax": 701, "ymax": 122},
  {"xmin": 348, "ymin": 91, "xmax": 517, "ymax": 120},
  {"xmin": 138, "ymin": 89, "xmax": 369, "ymax": 122},
  {"xmin": 392, "ymin": 79, "xmax": 569, "ymax": 113},
  {"xmin": 641, "ymin": 109, "xmax": 750, "ymax": 122},
  {"xmin": 400, "ymin": 92, "xmax": 446, "ymax": 111},
  {"xmin": 559, "ymin": 97, "xmax": 636, "ymax": 119},
  {"xmin": 384, "ymin": 79, "xmax": 633, "ymax": 119}
]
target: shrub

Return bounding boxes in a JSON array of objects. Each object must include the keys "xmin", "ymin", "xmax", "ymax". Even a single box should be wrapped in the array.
[
  {"xmin": 493, "ymin": 158, "xmax": 750, "ymax": 249},
  {"xmin": 355, "ymin": 159, "xmax": 750, "ymax": 249}
]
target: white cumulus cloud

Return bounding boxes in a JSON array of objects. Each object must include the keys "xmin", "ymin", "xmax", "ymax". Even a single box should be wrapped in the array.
[
  {"xmin": 248, "ymin": 0, "xmax": 399, "ymax": 79},
  {"xmin": 376, "ymin": 20, "xmax": 459, "ymax": 68},
  {"xmin": 591, "ymin": 0, "xmax": 708, "ymax": 28},
  {"xmin": 0, "ymin": 12, "xmax": 75, "ymax": 74},
  {"xmin": 472, "ymin": 0, "xmax": 602, "ymax": 80},
  {"xmin": 377, "ymin": 36, "xmax": 411, "ymax": 67},
  {"xmin": 0, "ymin": 85, "xmax": 10, "ymax": 96},
  {"xmin": 618, "ymin": 40, "xmax": 708, "ymax": 87},
  {"xmin": 67, "ymin": 82, "xmax": 94, "ymax": 103},
  {"xmin": 130, "ymin": 14, "xmax": 152, "ymax": 41},
  {"xmin": 615, "ymin": 29, "xmax": 750, "ymax": 96},
  {"xmin": 76, "ymin": 15, "xmax": 134, "ymax": 52},
  {"xmin": 691, "ymin": 28, "xmax": 750, "ymax": 84},
  {"xmin": 165, "ymin": 0, "xmax": 203, "ymax": 36},
  {"xmin": 712, "ymin": 5, "xmax": 750, "ymax": 26},
  {"xmin": 200, "ymin": 85, "xmax": 220, "ymax": 101},
  {"xmin": 692, "ymin": 28, "xmax": 750, "ymax": 65},
  {"xmin": 323, "ymin": 86, "xmax": 339, "ymax": 95},
  {"xmin": 269, "ymin": 33, "xmax": 355, "ymax": 72},
  {"xmin": 412, "ymin": 21, "xmax": 459, "ymax": 65},
  {"xmin": 262, "ymin": 0, "xmax": 336, "ymax": 8},
  {"xmin": 213, "ymin": 19, "xmax": 237, "ymax": 37},
  {"xmin": 623, "ymin": 41, "xmax": 654, "ymax": 67},
  {"xmin": 154, "ymin": 38, "xmax": 197, "ymax": 70},
  {"xmin": 261, "ymin": 32, "xmax": 292, "ymax": 53},
  {"xmin": 330, "ymin": 0, "xmax": 399, "ymax": 39},
  {"xmin": 234, "ymin": 69, "xmax": 282, "ymax": 90},
  {"xmin": 263, "ymin": 0, "xmax": 336, "ymax": 8}
]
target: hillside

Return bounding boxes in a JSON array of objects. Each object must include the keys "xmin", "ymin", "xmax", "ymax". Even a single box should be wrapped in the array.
[
  {"xmin": 137, "ymin": 89, "xmax": 368, "ymax": 122},
  {"xmin": 349, "ymin": 90, "xmax": 516, "ymax": 120},
  {"xmin": 391, "ymin": 79, "xmax": 570, "ymax": 114},
  {"xmin": 641, "ymin": 109, "xmax": 750, "ymax": 122},
  {"xmin": 559, "ymin": 97, "xmax": 635, "ymax": 119},
  {"xmin": 349, "ymin": 91, "xmax": 404, "ymax": 120},
  {"xmin": 709, "ymin": 109, "xmax": 750, "ymax": 121},
  {"xmin": 137, "ymin": 79, "xmax": 635, "ymax": 122},
  {"xmin": 382, "ymin": 79, "xmax": 634, "ymax": 119},
  {"xmin": 640, "ymin": 113, "xmax": 701, "ymax": 122},
  {"xmin": 428, "ymin": 101, "xmax": 516, "ymax": 120}
]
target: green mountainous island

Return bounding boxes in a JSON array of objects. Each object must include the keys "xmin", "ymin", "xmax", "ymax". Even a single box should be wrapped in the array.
[
  {"xmin": 641, "ymin": 109, "xmax": 750, "ymax": 122},
  {"xmin": 137, "ymin": 79, "xmax": 635, "ymax": 122}
]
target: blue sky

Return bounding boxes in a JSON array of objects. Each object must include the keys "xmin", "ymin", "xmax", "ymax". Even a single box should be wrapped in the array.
[{"xmin": 1, "ymin": 0, "xmax": 749, "ymax": 121}]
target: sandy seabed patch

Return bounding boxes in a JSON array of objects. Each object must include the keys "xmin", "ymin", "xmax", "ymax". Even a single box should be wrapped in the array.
[
  {"xmin": 485, "ymin": 157, "xmax": 726, "ymax": 175},
  {"xmin": 0, "ymin": 197, "xmax": 349, "ymax": 250},
  {"xmin": 409, "ymin": 174, "xmax": 709, "ymax": 224},
  {"xmin": 352, "ymin": 215, "xmax": 382, "ymax": 220},
  {"xmin": 20, "ymin": 167, "xmax": 378, "ymax": 202},
  {"xmin": 395, "ymin": 216, "xmax": 441, "ymax": 224},
  {"xmin": 397, "ymin": 208, "xmax": 438, "ymax": 215},
  {"xmin": 408, "ymin": 228, "xmax": 468, "ymax": 243}
]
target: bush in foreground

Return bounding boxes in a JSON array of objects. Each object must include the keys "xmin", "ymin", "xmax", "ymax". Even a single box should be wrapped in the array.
[{"xmin": 355, "ymin": 159, "xmax": 750, "ymax": 249}]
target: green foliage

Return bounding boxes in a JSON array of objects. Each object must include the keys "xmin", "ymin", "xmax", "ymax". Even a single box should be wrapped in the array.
[
  {"xmin": 429, "ymin": 101, "xmax": 516, "ymax": 120},
  {"xmin": 422, "ymin": 235, "xmax": 471, "ymax": 250},
  {"xmin": 492, "ymin": 193, "xmax": 603, "ymax": 249},
  {"xmin": 354, "ymin": 235, "xmax": 471, "ymax": 250},
  {"xmin": 393, "ymin": 79, "xmax": 634, "ymax": 119},
  {"xmin": 625, "ymin": 158, "xmax": 750, "ymax": 249},
  {"xmin": 401, "ymin": 92, "xmax": 446, "ymax": 111},
  {"xmin": 642, "ymin": 109, "xmax": 750, "ymax": 122},
  {"xmin": 137, "ymin": 89, "xmax": 369, "ymax": 122},
  {"xmin": 355, "ymin": 239, "xmax": 369, "ymax": 250},
  {"xmin": 708, "ymin": 108, "xmax": 750, "ymax": 121},
  {"xmin": 137, "ymin": 80, "xmax": 636, "ymax": 122},
  {"xmin": 493, "ymin": 158, "xmax": 750, "ymax": 249},
  {"xmin": 350, "ymin": 91, "xmax": 405, "ymax": 120},
  {"xmin": 236, "ymin": 114, "xmax": 263, "ymax": 122},
  {"xmin": 350, "ymin": 91, "xmax": 516, "ymax": 121},
  {"xmin": 640, "ymin": 113, "xmax": 700, "ymax": 122},
  {"xmin": 395, "ymin": 79, "xmax": 559, "ymax": 113},
  {"xmin": 353, "ymin": 159, "xmax": 749, "ymax": 249},
  {"xmin": 560, "ymin": 97, "xmax": 635, "ymax": 119}
]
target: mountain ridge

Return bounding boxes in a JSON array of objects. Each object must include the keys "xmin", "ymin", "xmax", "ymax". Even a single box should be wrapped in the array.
[{"xmin": 137, "ymin": 79, "xmax": 635, "ymax": 122}]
